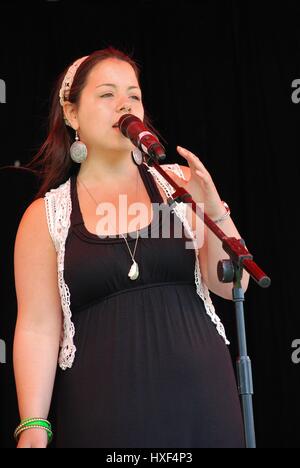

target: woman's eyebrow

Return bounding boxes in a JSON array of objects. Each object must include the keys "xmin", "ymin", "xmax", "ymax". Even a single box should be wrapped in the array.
[{"xmin": 96, "ymin": 83, "xmax": 140, "ymax": 90}]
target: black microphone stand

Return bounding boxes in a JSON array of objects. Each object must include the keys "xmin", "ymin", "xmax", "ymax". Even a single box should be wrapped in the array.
[{"xmin": 143, "ymin": 152, "xmax": 271, "ymax": 449}]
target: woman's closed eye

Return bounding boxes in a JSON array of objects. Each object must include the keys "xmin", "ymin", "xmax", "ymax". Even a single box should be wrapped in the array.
[
  {"xmin": 100, "ymin": 93, "xmax": 114, "ymax": 98},
  {"xmin": 100, "ymin": 93, "xmax": 141, "ymax": 101}
]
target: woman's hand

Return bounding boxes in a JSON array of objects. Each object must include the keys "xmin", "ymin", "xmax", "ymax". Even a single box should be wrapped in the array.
[
  {"xmin": 177, "ymin": 146, "xmax": 226, "ymax": 220},
  {"xmin": 16, "ymin": 428, "xmax": 48, "ymax": 449}
]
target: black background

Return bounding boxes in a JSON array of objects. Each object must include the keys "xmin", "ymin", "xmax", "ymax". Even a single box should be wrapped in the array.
[{"xmin": 0, "ymin": 0, "xmax": 300, "ymax": 448}]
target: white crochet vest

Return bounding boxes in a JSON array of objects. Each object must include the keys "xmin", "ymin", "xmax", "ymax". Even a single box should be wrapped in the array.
[{"xmin": 44, "ymin": 163, "xmax": 229, "ymax": 371}]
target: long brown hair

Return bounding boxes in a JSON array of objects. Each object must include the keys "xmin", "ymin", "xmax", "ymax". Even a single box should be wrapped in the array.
[{"xmin": 26, "ymin": 47, "xmax": 162, "ymax": 200}]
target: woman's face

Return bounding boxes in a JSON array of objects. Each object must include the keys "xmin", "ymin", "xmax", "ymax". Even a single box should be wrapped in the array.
[{"xmin": 75, "ymin": 58, "xmax": 144, "ymax": 153}]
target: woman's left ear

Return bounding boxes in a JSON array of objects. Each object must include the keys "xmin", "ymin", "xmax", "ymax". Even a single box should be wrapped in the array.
[{"xmin": 63, "ymin": 101, "xmax": 79, "ymax": 130}]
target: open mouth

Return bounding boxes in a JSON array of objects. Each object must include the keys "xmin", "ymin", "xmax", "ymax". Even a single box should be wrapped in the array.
[{"xmin": 112, "ymin": 122, "xmax": 119, "ymax": 128}]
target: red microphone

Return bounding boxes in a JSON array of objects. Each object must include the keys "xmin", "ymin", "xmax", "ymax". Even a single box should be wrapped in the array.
[{"xmin": 118, "ymin": 114, "xmax": 166, "ymax": 163}]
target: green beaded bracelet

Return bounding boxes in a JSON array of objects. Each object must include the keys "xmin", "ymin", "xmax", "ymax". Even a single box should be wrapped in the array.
[{"xmin": 14, "ymin": 418, "xmax": 53, "ymax": 444}]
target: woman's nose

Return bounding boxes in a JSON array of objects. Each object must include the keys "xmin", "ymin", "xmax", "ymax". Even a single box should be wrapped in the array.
[{"xmin": 118, "ymin": 103, "xmax": 132, "ymax": 114}]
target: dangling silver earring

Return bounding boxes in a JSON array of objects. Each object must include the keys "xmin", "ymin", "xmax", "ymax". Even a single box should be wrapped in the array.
[
  {"xmin": 131, "ymin": 148, "xmax": 143, "ymax": 166},
  {"xmin": 70, "ymin": 131, "xmax": 87, "ymax": 163}
]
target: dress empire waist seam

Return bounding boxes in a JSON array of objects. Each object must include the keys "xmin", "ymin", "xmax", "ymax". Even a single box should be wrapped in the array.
[{"xmin": 72, "ymin": 280, "xmax": 196, "ymax": 314}]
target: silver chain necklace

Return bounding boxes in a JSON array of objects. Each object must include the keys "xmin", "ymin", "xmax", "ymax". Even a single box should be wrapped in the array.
[{"xmin": 77, "ymin": 168, "xmax": 140, "ymax": 281}]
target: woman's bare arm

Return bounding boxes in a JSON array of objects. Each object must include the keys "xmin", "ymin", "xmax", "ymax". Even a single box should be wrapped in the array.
[{"xmin": 13, "ymin": 198, "xmax": 62, "ymax": 447}]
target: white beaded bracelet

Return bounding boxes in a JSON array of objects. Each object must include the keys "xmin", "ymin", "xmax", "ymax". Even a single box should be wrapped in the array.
[{"xmin": 213, "ymin": 201, "xmax": 231, "ymax": 224}]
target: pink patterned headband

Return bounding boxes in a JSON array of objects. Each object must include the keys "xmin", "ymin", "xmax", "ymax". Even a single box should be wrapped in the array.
[{"xmin": 59, "ymin": 56, "xmax": 89, "ymax": 107}]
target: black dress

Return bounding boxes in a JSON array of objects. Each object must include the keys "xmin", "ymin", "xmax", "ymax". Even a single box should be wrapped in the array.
[{"xmin": 50, "ymin": 163, "xmax": 245, "ymax": 448}]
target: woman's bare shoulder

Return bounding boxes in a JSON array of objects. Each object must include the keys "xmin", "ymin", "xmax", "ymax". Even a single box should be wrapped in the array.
[{"xmin": 15, "ymin": 197, "xmax": 53, "ymax": 248}]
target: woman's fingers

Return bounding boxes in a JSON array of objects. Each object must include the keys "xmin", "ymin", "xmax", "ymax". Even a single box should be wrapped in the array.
[{"xmin": 177, "ymin": 146, "xmax": 209, "ymax": 173}]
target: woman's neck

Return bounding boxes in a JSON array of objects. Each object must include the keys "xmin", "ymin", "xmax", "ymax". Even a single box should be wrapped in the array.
[{"xmin": 77, "ymin": 150, "xmax": 138, "ymax": 186}]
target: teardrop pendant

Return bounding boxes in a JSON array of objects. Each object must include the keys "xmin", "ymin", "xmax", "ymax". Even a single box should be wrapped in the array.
[{"xmin": 128, "ymin": 260, "xmax": 139, "ymax": 280}]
